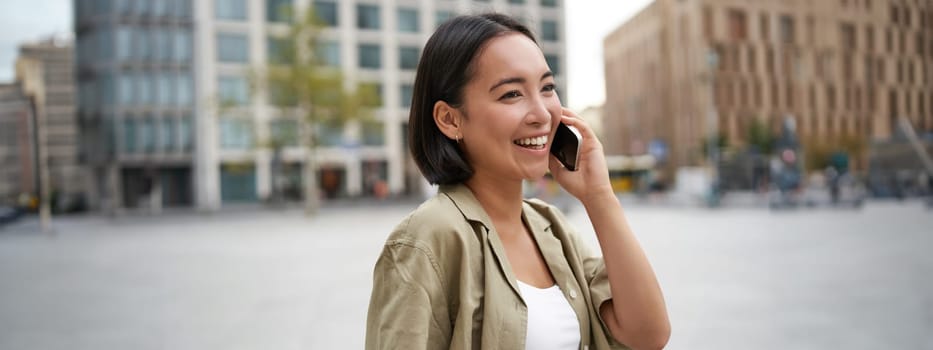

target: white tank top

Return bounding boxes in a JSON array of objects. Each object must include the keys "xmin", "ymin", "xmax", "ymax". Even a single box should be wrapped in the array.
[{"xmin": 517, "ymin": 281, "xmax": 581, "ymax": 350}]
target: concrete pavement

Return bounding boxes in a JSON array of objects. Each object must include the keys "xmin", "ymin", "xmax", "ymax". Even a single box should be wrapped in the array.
[{"xmin": 1, "ymin": 200, "xmax": 931, "ymax": 349}]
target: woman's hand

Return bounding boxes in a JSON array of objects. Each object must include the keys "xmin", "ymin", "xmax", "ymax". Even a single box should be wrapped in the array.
[{"xmin": 548, "ymin": 107, "xmax": 613, "ymax": 203}]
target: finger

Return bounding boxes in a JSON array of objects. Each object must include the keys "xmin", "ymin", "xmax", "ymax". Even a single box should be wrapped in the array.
[
  {"xmin": 561, "ymin": 107, "xmax": 580, "ymax": 119},
  {"xmin": 560, "ymin": 115, "xmax": 597, "ymax": 141},
  {"xmin": 548, "ymin": 154, "xmax": 565, "ymax": 174}
]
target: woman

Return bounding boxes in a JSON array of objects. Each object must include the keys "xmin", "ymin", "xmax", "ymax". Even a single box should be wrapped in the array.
[{"xmin": 366, "ymin": 13, "xmax": 670, "ymax": 350}]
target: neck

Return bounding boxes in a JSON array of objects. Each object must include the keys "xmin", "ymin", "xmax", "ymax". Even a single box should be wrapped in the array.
[{"xmin": 464, "ymin": 171, "xmax": 525, "ymax": 227}]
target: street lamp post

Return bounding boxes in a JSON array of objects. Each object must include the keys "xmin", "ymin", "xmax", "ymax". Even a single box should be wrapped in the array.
[{"xmin": 707, "ymin": 49, "xmax": 720, "ymax": 206}]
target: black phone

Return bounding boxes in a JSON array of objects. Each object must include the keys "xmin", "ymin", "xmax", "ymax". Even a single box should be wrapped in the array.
[{"xmin": 550, "ymin": 123, "xmax": 582, "ymax": 171}]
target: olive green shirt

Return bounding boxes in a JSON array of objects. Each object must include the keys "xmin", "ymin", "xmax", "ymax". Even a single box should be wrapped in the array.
[{"xmin": 366, "ymin": 184, "xmax": 628, "ymax": 349}]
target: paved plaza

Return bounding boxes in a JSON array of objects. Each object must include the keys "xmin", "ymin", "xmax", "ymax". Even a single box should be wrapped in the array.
[{"xmin": 1, "ymin": 199, "xmax": 931, "ymax": 349}]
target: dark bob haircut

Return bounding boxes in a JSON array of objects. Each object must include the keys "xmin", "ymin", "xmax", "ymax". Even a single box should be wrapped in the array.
[{"xmin": 408, "ymin": 13, "xmax": 537, "ymax": 185}]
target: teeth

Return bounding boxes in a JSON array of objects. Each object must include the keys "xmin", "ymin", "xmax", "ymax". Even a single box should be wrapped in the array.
[{"xmin": 514, "ymin": 136, "xmax": 547, "ymax": 146}]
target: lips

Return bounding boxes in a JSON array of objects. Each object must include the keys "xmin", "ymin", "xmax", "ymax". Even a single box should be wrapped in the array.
[{"xmin": 513, "ymin": 135, "xmax": 548, "ymax": 150}]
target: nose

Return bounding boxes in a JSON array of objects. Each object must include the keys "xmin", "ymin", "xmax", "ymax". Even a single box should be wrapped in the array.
[{"xmin": 525, "ymin": 95, "xmax": 552, "ymax": 127}]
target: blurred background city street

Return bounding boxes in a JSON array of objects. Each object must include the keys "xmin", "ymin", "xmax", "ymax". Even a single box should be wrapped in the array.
[
  {"xmin": 2, "ymin": 199, "xmax": 932, "ymax": 349},
  {"xmin": 1, "ymin": 0, "xmax": 932, "ymax": 349}
]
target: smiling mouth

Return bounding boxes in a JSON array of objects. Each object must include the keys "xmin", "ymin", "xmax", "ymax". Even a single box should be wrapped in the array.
[{"xmin": 513, "ymin": 135, "xmax": 548, "ymax": 150}]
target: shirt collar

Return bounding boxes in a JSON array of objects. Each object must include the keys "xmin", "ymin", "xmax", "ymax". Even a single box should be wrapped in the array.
[{"xmin": 438, "ymin": 183, "xmax": 553, "ymax": 231}]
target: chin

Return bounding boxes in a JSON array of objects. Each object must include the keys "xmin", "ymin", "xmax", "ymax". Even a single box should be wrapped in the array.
[{"xmin": 520, "ymin": 166, "xmax": 550, "ymax": 180}]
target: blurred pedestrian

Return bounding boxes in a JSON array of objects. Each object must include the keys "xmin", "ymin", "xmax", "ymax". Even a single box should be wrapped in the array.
[{"xmin": 365, "ymin": 13, "xmax": 669, "ymax": 350}]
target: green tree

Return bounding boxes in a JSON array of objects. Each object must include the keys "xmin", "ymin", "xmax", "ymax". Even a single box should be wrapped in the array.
[
  {"xmin": 252, "ymin": 6, "xmax": 380, "ymax": 214},
  {"xmin": 699, "ymin": 133, "xmax": 729, "ymax": 158},
  {"xmin": 746, "ymin": 118, "xmax": 774, "ymax": 155}
]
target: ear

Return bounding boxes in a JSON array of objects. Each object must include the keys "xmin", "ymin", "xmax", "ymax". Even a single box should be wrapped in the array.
[{"xmin": 433, "ymin": 100, "xmax": 463, "ymax": 140}]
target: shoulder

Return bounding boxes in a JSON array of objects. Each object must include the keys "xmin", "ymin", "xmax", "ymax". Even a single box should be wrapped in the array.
[
  {"xmin": 391, "ymin": 193, "xmax": 472, "ymax": 240},
  {"xmin": 383, "ymin": 192, "xmax": 478, "ymax": 259}
]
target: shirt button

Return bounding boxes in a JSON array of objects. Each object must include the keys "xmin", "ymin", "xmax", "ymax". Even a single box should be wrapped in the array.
[{"xmin": 569, "ymin": 289, "xmax": 577, "ymax": 299}]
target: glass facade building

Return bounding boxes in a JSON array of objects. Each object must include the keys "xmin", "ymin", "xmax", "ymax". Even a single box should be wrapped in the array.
[{"xmin": 75, "ymin": 0, "xmax": 196, "ymax": 210}]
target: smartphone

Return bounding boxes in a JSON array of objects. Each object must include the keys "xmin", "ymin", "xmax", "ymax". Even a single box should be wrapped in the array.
[{"xmin": 550, "ymin": 123, "xmax": 582, "ymax": 171}]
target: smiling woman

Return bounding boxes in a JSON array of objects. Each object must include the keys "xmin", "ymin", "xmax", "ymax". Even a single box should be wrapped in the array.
[{"xmin": 366, "ymin": 13, "xmax": 670, "ymax": 350}]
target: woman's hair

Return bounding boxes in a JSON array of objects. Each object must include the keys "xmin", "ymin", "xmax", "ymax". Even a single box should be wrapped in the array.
[{"xmin": 408, "ymin": 13, "xmax": 537, "ymax": 185}]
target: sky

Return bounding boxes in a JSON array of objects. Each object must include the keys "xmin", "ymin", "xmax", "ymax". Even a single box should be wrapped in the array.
[{"xmin": 0, "ymin": 0, "xmax": 652, "ymax": 110}]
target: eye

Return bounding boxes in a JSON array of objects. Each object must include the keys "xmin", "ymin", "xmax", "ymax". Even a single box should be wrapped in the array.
[
  {"xmin": 499, "ymin": 90, "xmax": 522, "ymax": 100},
  {"xmin": 542, "ymin": 84, "xmax": 557, "ymax": 93}
]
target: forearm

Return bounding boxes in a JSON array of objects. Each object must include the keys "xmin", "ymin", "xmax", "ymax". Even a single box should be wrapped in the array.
[{"xmin": 582, "ymin": 191, "xmax": 670, "ymax": 348}]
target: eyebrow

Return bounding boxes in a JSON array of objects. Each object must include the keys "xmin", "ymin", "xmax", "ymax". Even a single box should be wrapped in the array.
[{"xmin": 488, "ymin": 71, "xmax": 554, "ymax": 92}]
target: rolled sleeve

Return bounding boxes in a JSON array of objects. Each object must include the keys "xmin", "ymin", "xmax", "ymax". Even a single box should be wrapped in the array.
[{"xmin": 577, "ymin": 237, "xmax": 630, "ymax": 349}]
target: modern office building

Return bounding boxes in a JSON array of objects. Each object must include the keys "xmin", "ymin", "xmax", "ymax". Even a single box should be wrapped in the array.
[
  {"xmin": 75, "ymin": 0, "xmax": 566, "ymax": 212},
  {"xmin": 75, "ymin": 1, "xmax": 195, "ymax": 212},
  {"xmin": 603, "ymin": 0, "xmax": 932, "ymax": 181}
]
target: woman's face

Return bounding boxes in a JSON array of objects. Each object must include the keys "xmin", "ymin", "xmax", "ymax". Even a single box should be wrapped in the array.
[{"xmin": 457, "ymin": 33, "xmax": 562, "ymax": 182}]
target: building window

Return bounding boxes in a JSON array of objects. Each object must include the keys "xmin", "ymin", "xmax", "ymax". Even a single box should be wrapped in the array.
[
  {"xmin": 180, "ymin": 115, "xmax": 193, "ymax": 151},
  {"xmin": 158, "ymin": 73, "xmax": 173, "ymax": 105},
  {"xmin": 916, "ymin": 33, "xmax": 925, "ymax": 56},
  {"xmin": 361, "ymin": 120, "xmax": 384, "ymax": 146},
  {"xmin": 779, "ymin": 15, "xmax": 794, "ymax": 44},
  {"xmin": 220, "ymin": 163, "xmax": 257, "ymax": 202},
  {"xmin": 727, "ymin": 9, "xmax": 747, "ymax": 41},
  {"xmin": 541, "ymin": 0, "xmax": 557, "ymax": 7},
  {"xmin": 398, "ymin": 8, "xmax": 419, "ymax": 33},
  {"xmin": 152, "ymin": 0, "xmax": 169, "ymax": 17},
  {"xmin": 315, "ymin": 121, "xmax": 344, "ymax": 147},
  {"xmin": 399, "ymin": 46, "xmax": 419, "ymax": 70},
  {"xmin": 117, "ymin": 27, "xmax": 133, "ymax": 60},
  {"xmin": 759, "ymin": 13, "xmax": 770, "ymax": 41},
  {"xmin": 122, "ymin": 118, "xmax": 137, "ymax": 153},
  {"xmin": 270, "ymin": 119, "xmax": 299, "ymax": 146},
  {"xmin": 840, "ymin": 23, "xmax": 856, "ymax": 51},
  {"xmin": 508, "ymin": 0, "xmax": 525, "ymax": 4},
  {"xmin": 313, "ymin": 1, "xmax": 338, "ymax": 26},
  {"xmin": 865, "ymin": 25, "xmax": 874, "ymax": 52},
  {"xmin": 220, "ymin": 118, "xmax": 254, "ymax": 149},
  {"xmin": 359, "ymin": 82, "xmax": 383, "ymax": 107},
  {"xmin": 268, "ymin": 84, "xmax": 297, "ymax": 107},
  {"xmin": 136, "ymin": 73, "xmax": 152, "ymax": 106},
  {"xmin": 160, "ymin": 118, "xmax": 176, "ymax": 152},
  {"xmin": 266, "ymin": 0, "xmax": 292, "ymax": 22},
  {"xmin": 173, "ymin": 30, "xmax": 191, "ymax": 62},
  {"xmin": 136, "ymin": 28, "xmax": 151, "ymax": 61},
  {"xmin": 267, "ymin": 36, "xmax": 291, "ymax": 64},
  {"xmin": 217, "ymin": 33, "xmax": 249, "ymax": 63},
  {"xmin": 118, "ymin": 73, "xmax": 134, "ymax": 106},
  {"xmin": 176, "ymin": 73, "xmax": 193, "ymax": 106},
  {"xmin": 317, "ymin": 41, "xmax": 340, "ymax": 66},
  {"xmin": 876, "ymin": 58, "xmax": 885, "ymax": 82},
  {"xmin": 400, "ymin": 84, "xmax": 413, "ymax": 107},
  {"xmin": 357, "ymin": 4, "xmax": 381, "ymax": 30},
  {"xmin": 545, "ymin": 54, "xmax": 560, "ymax": 76},
  {"xmin": 436, "ymin": 10, "xmax": 452, "ymax": 28},
  {"xmin": 141, "ymin": 118, "xmax": 156, "ymax": 153},
  {"xmin": 359, "ymin": 44, "xmax": 381, "ymax": 69},
  {"xmin": 809, "ymin": 84, "xmax": 817, "ymax": 110},
  {"xmin": 885, "ymin": 28, "xmax": 893, "ymax": 52},
  {"xmin": 218, "ymin": 75, "xmax": 250, "ymax": 105},
  {"xmin": 176, "ymin": 0, "xmax": 192, "ymax": 18},
  {"xmin": 215, "ymin": 0, "xmax": 247, "ymax": 20},
  {"xmin": 541, "ymin": 20, "xmax": 558, "ymax": 41}
]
